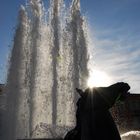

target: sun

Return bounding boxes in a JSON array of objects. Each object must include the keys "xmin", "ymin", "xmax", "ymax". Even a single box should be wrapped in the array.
[{"xmin": 87, "ymin": 69, "xmax": 112, "ymax": 88}]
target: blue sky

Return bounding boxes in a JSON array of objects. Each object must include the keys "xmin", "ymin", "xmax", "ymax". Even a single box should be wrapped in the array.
[
  {"xmin": 0, "ymin": 0, "xmax": 25, "ymax": 83},
  {"xmin": 0, "ymin": 0, "xmax": 140, "ymax": 92},
  {"xmin": 83, "ymin": 0, "xmax": 140, "ymax": 93}
]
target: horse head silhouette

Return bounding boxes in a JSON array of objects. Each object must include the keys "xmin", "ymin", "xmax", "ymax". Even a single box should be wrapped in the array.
[{"xmin": 64, "ymin": 82, "xmax": 130, "ymax": 140}]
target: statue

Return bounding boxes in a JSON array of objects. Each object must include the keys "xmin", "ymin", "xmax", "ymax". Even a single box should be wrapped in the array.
[{"xmin": 64, "ymin": 82, "xmax": 130, "ymax": 140}]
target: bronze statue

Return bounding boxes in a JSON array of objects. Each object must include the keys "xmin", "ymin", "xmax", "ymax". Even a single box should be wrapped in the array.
[{"xmin": 64, "ymin": 82, "xmax": 130, "ymax": 140}]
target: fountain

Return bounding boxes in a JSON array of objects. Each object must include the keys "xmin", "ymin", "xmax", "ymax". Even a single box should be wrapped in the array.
[{"xmin": 3, "ymin": 0, "xmax": 89, "ymax": 139}]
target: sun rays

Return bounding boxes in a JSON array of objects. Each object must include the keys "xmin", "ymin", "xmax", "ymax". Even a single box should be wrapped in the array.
[{"xmin": 87, "ymin": 69, "xmax": 112, "ymax": 88}]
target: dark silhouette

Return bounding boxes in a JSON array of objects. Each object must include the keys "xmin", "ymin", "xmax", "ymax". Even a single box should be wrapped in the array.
[{"xmin": 64, "ymin": 82, "xmax": 130, "ymax": 140}]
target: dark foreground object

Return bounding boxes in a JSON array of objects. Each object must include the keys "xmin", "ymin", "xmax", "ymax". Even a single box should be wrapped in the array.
[
  {"xmin": 64, "ymin": 82, "xmax": 130, "ymax": 140},
  {"xmin": 17, "ymin": 138, "xmax": 63, "ymax": 140}
]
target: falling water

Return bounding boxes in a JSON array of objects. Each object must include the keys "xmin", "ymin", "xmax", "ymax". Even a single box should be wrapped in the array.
[{"xmin": 3, "ymin": 0, "xmax": 89, "ymax": 139}]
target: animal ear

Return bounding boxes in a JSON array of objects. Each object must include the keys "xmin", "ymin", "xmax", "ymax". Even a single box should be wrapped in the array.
[{"xmin": 76, "ymin": 88, "xmax": 84, "ymax": 97}]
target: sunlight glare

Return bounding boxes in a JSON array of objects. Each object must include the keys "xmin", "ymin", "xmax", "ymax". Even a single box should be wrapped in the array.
[{"xmin": 87, "ymin": 69, "xmax": 112, "ymax": 88}]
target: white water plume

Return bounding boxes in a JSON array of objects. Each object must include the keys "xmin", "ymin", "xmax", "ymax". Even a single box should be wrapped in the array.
[
  {"xmin": 3, "ymin": 0, "xmax": 89, "ymax": 139},
  {"xmin": 121, "ymin": 131, "xmax": 140, "ymax": 140}
]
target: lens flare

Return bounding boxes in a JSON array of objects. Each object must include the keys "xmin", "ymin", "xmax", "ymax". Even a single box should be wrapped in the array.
[{"xmin": 87, "ymin": 69, "xmax": 112, "ymax": 88}]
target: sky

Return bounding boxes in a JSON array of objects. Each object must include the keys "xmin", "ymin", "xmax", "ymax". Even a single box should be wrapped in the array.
[{"xmin": 0, "ymin": 0, "xmax": 140, "ymax": 93}]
